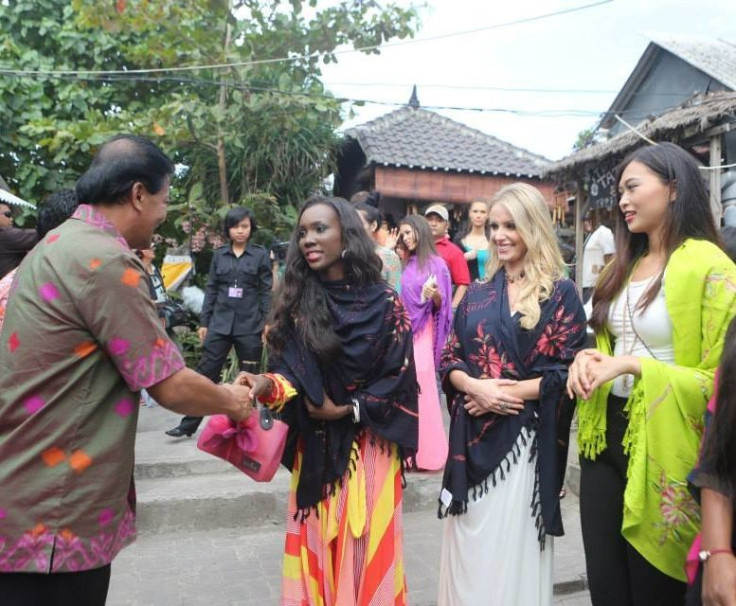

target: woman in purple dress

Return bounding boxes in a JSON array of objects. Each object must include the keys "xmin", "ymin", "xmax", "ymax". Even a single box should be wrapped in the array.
[{"xmin": 398, "ymin": 214, "xmax": 452, "ymax": 471}]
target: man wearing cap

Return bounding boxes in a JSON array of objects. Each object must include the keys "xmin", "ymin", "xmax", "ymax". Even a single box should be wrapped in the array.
[
  {"xmin": 424, "ymin": 203, "xmax": 470, "ymax": 311},
  {"xmin": 0, "ymin": 202, "xmax": 38, "ymax": 280}
]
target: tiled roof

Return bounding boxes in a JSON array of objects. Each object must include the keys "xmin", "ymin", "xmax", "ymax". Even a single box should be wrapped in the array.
[
  {"xmin": 344, "ymin": 107, "xmax": 549, "ymax": 178},
  {"xmin": 648, "ymin": 33, "xmax": 736, "ymax": 91}
]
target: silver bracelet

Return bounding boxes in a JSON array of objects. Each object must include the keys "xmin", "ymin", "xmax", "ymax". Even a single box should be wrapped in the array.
[{"xmin": 349, "ymin": 397, "xmax": 361, "ymax": 424}]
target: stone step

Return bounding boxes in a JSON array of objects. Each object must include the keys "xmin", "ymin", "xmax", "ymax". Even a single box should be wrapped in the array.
[
  {"xmin": 135, "ymin": 427, "xmax": 444, "ymax": 535},
  {"xmin": 136, "ymin": 429, "xmax": 235, "ymax": 479},
  {"xmin": 134, "ymin": 408, "xmax": 579, "ymax": 536},
  {"xmin": 135, "ymin": 467, "xmax": 444, "ymax": 535}
]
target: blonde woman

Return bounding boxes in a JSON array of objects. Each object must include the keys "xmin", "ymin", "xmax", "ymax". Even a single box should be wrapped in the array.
[{"xmin": 438, "ymin": 183, "xmax": 587, "ymax": 605}]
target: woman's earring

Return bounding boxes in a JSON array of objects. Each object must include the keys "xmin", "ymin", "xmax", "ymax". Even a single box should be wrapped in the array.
[{"xmin": 341, "ymin": 249, "xmax": 347, "ymax": 259}]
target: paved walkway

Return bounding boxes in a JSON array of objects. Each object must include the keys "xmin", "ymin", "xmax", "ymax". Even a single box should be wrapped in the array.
[
  {"xmin": 107, "ymin": 402, "xmax": 591, "ymax": 605},
  {"xmin": 108, "ymin": 507, "xmax": 590, "ymax": 606}
]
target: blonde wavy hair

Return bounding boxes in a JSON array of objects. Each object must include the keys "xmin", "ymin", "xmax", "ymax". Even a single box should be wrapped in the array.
[{"xmin": 484, "ymin": 183, "xmax": 566, "ymax": 330}]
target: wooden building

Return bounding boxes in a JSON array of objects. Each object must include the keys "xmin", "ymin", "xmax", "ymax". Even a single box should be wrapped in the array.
[
  {"xmin": 544, "ymin": 34, "xmax": 736, "ymax": 285},
  {"xmin": 334, "ymin": 90, "xmax": 556, "ymax": 232}
]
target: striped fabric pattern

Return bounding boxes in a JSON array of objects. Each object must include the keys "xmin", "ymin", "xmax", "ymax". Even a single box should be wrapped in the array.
[{"xmin": 282, "ymin": 430, "xmax": 406, "ymax": 606}]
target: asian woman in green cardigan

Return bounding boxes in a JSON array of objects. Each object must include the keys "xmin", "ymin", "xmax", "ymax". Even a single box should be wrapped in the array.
[{"xmin": 567, "ymin": 142, "xmax": 736, "ymax": 606}]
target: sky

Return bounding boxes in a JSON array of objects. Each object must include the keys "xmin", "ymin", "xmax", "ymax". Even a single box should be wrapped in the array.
[{"xmin": 319, "ymin": 0, "xmax": 735, "ymax": 161}]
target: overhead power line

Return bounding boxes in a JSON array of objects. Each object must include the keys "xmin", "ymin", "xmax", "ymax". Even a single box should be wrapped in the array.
[
  {"xmin": 0, "ymin": 0, "xmax": 613, "ymax": 77},
  {"xmin": 0, "ymin": 71, "xmax": 606, "ymax": 118},
  {"xmin": 1, "ymin": 70, "xmax": 707, "ymax": 122},
  {"xmin": 322, "ymin": 82, "xmax": 709, "ymax": 98}
]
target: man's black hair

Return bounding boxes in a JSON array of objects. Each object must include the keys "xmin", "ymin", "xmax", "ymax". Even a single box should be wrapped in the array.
[{"xmin": 76, "ymin": 135, "xmax": 174, "ymax": 205}]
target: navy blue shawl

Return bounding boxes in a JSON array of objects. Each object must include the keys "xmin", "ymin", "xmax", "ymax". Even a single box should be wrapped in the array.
[
  {"xmin": 439, "ymin": 270, "xmax": 586, "ymax": 542},
  {"xmin": 270, "ymin": 281, "xmax": 419, "ymax": 512}
]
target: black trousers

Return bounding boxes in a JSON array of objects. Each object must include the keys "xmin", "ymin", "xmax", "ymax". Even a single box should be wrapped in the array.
[
  {"xmin": 178, "ymin": 331, "xmax": 263, "ymax": 432},
  {"xmin": 580, "ymin": 394, "xmax": 687, "ymax": 606},
  {"xmin": 0, "ymin": 564, "xmax": 111, "ymax": 606}
]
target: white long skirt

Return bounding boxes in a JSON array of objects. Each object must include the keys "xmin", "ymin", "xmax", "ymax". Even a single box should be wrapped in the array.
[{"xmin": 437, "ymin": 430, "xmax": 553, "ymax": 606}]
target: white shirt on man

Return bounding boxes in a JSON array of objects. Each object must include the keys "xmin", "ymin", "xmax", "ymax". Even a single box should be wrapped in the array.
[{"xmin": 582, "ymin": 225, "xmax": 615, "ymax": 288}]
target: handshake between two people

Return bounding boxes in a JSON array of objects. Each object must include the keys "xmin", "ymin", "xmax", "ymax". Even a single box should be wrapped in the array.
[{"xmin": 224, "ymin": 371, "xmax": 354, "ymax": 423}]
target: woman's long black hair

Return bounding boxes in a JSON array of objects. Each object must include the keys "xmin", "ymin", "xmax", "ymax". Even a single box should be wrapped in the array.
[
  {"xmin": 590, "ymin": 142, "xmax": 721, "ymax": 331},
  {"xmin": 266, "ymin": 196, "xmax": 382, "ymax": 364},
  {"xmin": 702, "ymin": 316, "xmax": 736, "ymax": 494},
  {"xmin": 399, "ymin": 214, "xmax": 438, "ymax": 271}
]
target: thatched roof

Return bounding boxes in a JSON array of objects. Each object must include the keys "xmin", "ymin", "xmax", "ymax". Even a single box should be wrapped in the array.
[{"xmin": 544, "ymin": 91, "xmax": 736, "ymax": 179}]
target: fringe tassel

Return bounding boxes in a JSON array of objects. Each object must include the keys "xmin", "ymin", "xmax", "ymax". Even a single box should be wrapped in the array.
[
  {"xmin": 438, "ymin": 499, "xmax": 468, "ymax": 519},
  {"xmin": 295, "ymin": 506, "xmax": 318, "ymax": 522},
  {"xmin": 622, "ymin": 393, "xmax": 643, "ymax": 481},
  {"xmin": 399, "ymin": 447, "xmax": 411, "ymax": 488},
  {"xmin": 528, "ymin": 429, "xmax": 547, "ymax": 549}
]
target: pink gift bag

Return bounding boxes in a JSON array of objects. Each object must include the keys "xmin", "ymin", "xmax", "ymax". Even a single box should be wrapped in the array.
[{"xmin": 197, "ymin": 407, "xmax": 288, "ymax": 482}]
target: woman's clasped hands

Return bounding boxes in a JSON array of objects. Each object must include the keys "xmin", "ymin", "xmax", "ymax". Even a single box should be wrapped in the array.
[
  {"xmin": 566, "ymin": 349, "xmax": 641, "ymax": 400},
  {"xmin": 463, "ymin": 376, "xmax": 524, "ymax": 417}
]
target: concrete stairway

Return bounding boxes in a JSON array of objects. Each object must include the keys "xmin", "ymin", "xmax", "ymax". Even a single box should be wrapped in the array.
[
  {"xmin": 129, "ymin": 403, "xmax": 589, "ymax": 601},
  {"xmin": 134, "ymin": 404, "xmax": 443, "ymax": 535}
]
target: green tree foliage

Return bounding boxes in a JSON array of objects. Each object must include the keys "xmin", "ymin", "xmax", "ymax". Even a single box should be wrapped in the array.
[
  {"xmin": 0, "ymin": 0, "xmax": 418, "ymax": 240},
  {"xmin": 572, "ymin": 127, "xmax": 596, "ymax": 152}
]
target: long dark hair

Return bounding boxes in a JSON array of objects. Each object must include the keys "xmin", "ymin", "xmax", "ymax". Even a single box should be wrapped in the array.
[
  {"xmin": 399, "ymin": 214, "xmax": 438, "ymax": 270},
  {"xmin": 590, "ymin": 142, "xmax": 721, "ymax": 331},
  {"xmin": 267, "ymin": 196, "xmax": 382, "ymax": 364},
  {"xmin": 702, "ymin": 316, "xmax": 736, "ymax": 493},
  {"xmin": 457, "ymin": 199, "xmax": 491, "ymax": 243}
]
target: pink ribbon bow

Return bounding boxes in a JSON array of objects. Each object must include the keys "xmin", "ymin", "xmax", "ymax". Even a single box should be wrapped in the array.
[{"xmin": 202, "ymin": 419, "xmax": 258, "ymax": 454}]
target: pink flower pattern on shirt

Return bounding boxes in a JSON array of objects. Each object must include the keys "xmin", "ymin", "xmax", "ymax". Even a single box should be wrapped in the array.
[{"xmin": 0, "ymin": 204, "xmax": 184, "ymax": 573}]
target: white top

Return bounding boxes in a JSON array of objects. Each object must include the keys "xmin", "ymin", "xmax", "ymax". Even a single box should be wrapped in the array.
[
  {"xmin": 582, "ymin": 225, "xmax": 615, "ymax": 288},
  {"xmin": 608, "ymin": 273, "xmax": 675, "ymax": 397}
]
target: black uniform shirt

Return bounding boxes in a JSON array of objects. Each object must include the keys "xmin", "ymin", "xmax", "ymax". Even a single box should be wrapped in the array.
[{"xmin": 199, "ymin": 243, "xmax": 272, "ymax": 336}]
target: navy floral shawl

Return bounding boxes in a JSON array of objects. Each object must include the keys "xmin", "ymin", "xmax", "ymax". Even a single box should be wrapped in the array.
[
  {"xmin": 439, "ymin": 270, "xmax": 586, "ymax": 542},
  {"xmin": 269, "ymin": 280, "xmax": 419, "ymax": 513}
]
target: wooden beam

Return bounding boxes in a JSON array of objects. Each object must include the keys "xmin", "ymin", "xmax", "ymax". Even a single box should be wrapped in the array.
[
  {"xmin": 680, "ymin": 120, "xmax": 735, "ymax": 148},
  {"xmin": 374, "ymin": 166, "xmax": 557, "ymax": 207},
  {"xmin": 703, "ymin": 120, "xmax": 735, "ymax": 139},
  {"xmin": 574, "ymin": 180, "xmax": 585, "ymax": 293},
  {"xmin": 709, "ymin": 135, "xmax": 723, "ymax": 226}
]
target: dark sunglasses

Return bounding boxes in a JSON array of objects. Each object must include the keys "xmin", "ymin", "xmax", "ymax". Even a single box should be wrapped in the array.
[{"xmin": 2, "ymin": 211, "xmax": 12, "ymax": 218}]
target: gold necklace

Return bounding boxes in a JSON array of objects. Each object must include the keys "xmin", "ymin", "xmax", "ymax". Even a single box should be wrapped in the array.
[{"xmin": 505, "ymin": 269, "xmax": 525, "ymax": 283}]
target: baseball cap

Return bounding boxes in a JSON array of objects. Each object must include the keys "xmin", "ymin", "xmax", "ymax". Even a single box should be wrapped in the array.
[{"xmin": 424, "ymin": 204, "xmax": 449, "ymax": 222}]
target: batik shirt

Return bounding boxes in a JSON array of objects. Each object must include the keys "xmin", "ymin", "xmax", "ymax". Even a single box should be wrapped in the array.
[{"xmin": 0, "ymin": 204, "xmax": 185, "ymax": 573}]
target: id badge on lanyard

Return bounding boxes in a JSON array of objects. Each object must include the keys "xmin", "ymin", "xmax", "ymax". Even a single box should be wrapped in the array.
[{"xmin": 228, "ymin": 255, "xmax": 244, "ymax": 299}]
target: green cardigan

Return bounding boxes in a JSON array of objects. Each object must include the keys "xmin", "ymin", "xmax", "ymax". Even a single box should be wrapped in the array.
[{"xmin": 577, "ymin": 238, "xmax": 736, "ymax": 581}]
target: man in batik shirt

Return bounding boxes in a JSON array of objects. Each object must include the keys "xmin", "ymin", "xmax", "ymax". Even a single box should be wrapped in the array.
[{"xmin": 0, "ymin": 135, "xmax": 251, "ymax": 605}]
